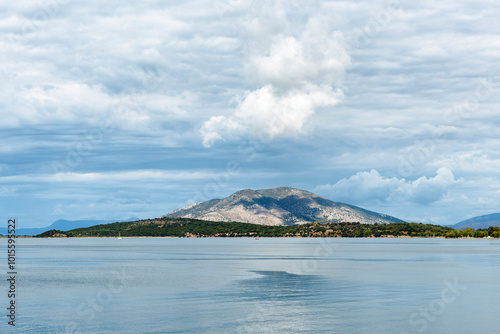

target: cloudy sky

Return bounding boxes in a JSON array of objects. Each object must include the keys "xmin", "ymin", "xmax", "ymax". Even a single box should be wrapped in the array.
[{"xmin": 1, "ymin": 0, "xmax": 500, "ymax": 227}]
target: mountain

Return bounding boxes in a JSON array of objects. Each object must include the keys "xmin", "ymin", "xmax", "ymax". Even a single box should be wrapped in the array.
[
  {"xmin": 165, "ymin": 187, "xmax": 405, "ymax": 225},
  {"xmin": 453, "ymin": 213, "xmax": 500, "ymax": 230},
  {"xmin": 0, "ymin": 218, "xmax": 140, "ymax": 236}
]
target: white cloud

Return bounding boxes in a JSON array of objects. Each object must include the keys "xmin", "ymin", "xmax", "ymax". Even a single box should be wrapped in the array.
[
  {"xmin": 201, "ymin": 84, "xmax": 344, "ymax": 147},
  {"xmin": 0, "ymin": 170, "xmax": 225, "ymax": 184},
  {"xmin": 316, "ymin": 167, "xmax": 458, "ymax": 205},
  {"xmin": 201, "ymin": 1, "xmax": 351, "ymax": 147}
]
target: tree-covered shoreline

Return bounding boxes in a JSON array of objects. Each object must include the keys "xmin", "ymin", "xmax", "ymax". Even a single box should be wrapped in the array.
[{"xmin": 33, "ymin": 218, "xmax": 500, "ymax": 238}]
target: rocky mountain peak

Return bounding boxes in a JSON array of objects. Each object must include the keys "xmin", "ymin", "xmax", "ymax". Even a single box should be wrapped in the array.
[{"xmin": 165, "ymin": 187, "xmax": 405, "ymax": 226}]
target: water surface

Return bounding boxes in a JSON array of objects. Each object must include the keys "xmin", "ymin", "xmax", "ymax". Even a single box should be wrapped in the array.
[{"xmin": 2, "ymin": 238, "xmax": 499, "ymax": 333}]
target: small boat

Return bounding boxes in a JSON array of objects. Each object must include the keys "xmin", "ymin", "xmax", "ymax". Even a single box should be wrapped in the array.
[
  {"xmin": 118, "ymin": 232, "xmax": 122, "ymax": 240},
  {"xmin": 255, "ymin": 236, "xmax": 259, "ymax": 240}
]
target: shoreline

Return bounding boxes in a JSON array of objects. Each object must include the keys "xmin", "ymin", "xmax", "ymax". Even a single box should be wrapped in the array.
[{"xmin": 7, "ymin": 235, "xmax": 499, "ymax": 240}]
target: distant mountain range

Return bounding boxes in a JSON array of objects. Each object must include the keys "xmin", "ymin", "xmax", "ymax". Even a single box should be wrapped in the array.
[
  {"xmin": 452, "ymin": 213, "xmax": 500, "ymax": 230},
  {"xmin": 0, "ymin": 218, "xmax": 139, "ymax": 236},
  {"xmin": 165, "ymin": 187, "xmax": 405, "ymax": 225}
]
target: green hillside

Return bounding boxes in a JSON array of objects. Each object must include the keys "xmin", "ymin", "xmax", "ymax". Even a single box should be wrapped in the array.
[{"xmin": 31, "ymin": 217, "xmax": 495, "ymax": 238}]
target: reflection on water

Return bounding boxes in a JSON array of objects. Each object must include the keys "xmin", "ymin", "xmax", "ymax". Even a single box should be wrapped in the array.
[
  {"xmin": 239, "ymin": 270, "xmax": 325, "ymax": 301},
  {"xmin": 232, "ymin": 271, "xmax": 330, "ymax": 334}
]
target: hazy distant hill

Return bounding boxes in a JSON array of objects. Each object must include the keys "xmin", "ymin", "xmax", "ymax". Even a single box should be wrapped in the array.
[
  {"xmin": 0, "ymin": 218, "xmax": 139, "ymax": 236},
  {"xmin": 165, "ymin": 187, "xmax": 405, "ymax": 225},
  {"xmin": 453, "ymin": 213, "xmax": 500, "ymax": 230}
]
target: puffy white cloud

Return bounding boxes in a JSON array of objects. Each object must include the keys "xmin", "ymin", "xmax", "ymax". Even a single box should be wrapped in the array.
[
  {"xmin": 201, "ymin": 1, "xmax": 350, "ymax": 147},
  {"xmin": 316, "ymin": 167, "xmax": 458, "ymax": 205},
  {"xmin": 201, "ymin": 84, "xmax": 344, "ymax": 146}
]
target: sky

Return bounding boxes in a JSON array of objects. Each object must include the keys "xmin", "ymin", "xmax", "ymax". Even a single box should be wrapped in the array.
[{"xmin": 1, "ymin": 0, "xmax": 500, "ymax": 227}]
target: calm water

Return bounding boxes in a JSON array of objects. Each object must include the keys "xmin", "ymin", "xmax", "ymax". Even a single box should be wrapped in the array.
[{"xmin": 2, "ymin": 238, "xmax": 500, "ymax": 333}]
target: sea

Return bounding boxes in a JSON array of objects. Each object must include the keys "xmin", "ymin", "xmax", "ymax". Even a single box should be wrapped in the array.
[{"xmin": 2, "ymin": 237, "xmax": 499, "ymax": 333}]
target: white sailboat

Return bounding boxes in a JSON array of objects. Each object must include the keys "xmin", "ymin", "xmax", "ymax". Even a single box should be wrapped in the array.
[{"xmin": 118, "ymin": 232, "xmax": 122, "ymax": 240}]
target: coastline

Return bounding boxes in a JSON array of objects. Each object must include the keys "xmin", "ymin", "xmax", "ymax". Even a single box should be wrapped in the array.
[{"xmin": 11, "ymin": 235, "xmax": 499, "ymax": 239}]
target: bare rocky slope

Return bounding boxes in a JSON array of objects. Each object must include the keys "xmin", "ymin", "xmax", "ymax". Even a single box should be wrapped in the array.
[{"xmin": 165, "ymin": 187, "xmax": 405, "ymax": 225}]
